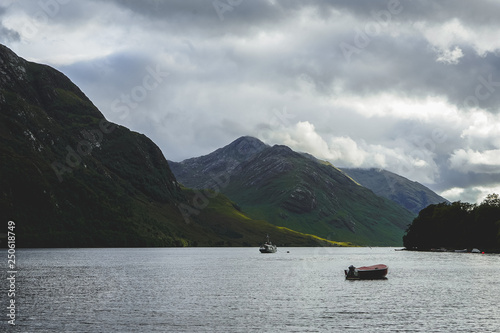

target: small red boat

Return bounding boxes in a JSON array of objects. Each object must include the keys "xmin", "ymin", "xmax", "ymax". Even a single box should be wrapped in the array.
[{"xmin": 345, "ymin": 264, "xmax": 388, "ymax": 280}]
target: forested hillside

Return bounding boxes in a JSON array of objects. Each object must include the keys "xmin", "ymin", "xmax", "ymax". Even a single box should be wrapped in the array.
[{"xmin": 403, "ymin": 194, "xmax": 500, "ymax": 252}]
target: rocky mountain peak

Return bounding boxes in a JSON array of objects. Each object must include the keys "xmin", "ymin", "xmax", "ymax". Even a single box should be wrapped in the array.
[
  {"xmin": 169, "ymin": 136, "xmax": 269, "ymax": 189},
  {"xmin": 213, "ymin": 136, "xmax": 268, "ymax": 161},
  {"xmin": 270, "ymin": 144, "xmax": 293, "ymax": 154}
]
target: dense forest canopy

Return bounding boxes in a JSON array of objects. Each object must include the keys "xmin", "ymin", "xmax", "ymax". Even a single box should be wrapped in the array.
[{"xmin": 403, "ymin": 194, "xmax": 500, "ymax": 251}]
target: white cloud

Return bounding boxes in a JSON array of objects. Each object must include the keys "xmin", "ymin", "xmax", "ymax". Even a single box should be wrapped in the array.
[
  {"xmin": 260, "ymin": 120, "xmax": 439, "ymax": 184},
  {"xmin": 449, "ymin": 148, "xmax": 500, "ymax": 174},
  {"xmin": 436, "ymin": 46, "xmax": 464, "ymax": 65},
  {"xmin": 333, "ymin": 93, "xmax": 460, "ymax": 123},
  {"xmin": 419, "ymin": 19, "xmax": 471, "ymax": 49},
  {"xmin": 460, "ymin": 111, "xmax": 500, "ymax": 147},
  {"xmin": 417, "ymin": 17, "xmax": 500, "ymax": 59},
  {"xmin": 441, "ymin": 186, "xmax": 500, "ymax": 204},
  {"xmin": 439, "ymin": 187, "xmax": 467, "ymax": 202}
]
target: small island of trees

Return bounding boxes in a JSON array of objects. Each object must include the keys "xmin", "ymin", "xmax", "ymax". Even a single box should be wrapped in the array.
[{"xmin": 403, "ymin": 193, "xmax": 500, "ymax": 252}]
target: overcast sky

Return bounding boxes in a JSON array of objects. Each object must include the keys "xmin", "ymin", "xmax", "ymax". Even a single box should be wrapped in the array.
[{"xmin": 2, "ymin": 0, "xmax": 500, "ymax": 203}]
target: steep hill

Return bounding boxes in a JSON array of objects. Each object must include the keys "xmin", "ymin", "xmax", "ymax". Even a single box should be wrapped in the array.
[
  {"xmin": 341, "ymin": 168, "xmax": 449, "ymax": 214},
  {"xmin": 0, "ymin": 44, "xmax": 346, "ymax": 248},
  {"xmin": 170, "ymin": 138, "xmax": 416, "ymax": 246}
]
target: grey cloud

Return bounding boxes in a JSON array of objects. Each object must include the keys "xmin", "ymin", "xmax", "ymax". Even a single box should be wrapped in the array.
[
  {"xmin": 47, "ymin": 0, "xmax": 500, "ymax": 116},
  {"xmin": 0, "ymin": 24, "xmax": 20, "ymax": 43},
  {"xmin": 300, "ymin": 0, "xmax": 500, "ymax": 29},
  {"xmin": 434, "ymin": 169, "xmax": 500, "ymax": 192},
  {"xmin": 396, "ymin": 0, "xmax": 500, "ymax": 27},
  {"xmin": 111, "ymin": 0, "xmax": 500, "ymax": 31},
  {"xmin": 0, "ymin": 7, "xmax": 20, "ymax": 43}
]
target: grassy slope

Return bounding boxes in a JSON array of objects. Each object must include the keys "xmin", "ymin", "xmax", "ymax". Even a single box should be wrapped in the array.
[
  {"xmin": 176, "ymin": 189, "xmax": 353, "ymax": 247},
  {"xmin": 228, "ymin": 183, "xmax": 411, "ymax": 246},
  {"xmin": 223, "ymin": 148, "xmax": 414, "ymax": 246}
]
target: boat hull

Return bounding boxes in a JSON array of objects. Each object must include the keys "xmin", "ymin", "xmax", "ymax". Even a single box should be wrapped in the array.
[
  {"xmin": 259, "ymin": 246, "xmax": 277, "ymax": 253},
  {"xmin": 345, "ymin": 264, "xmax": 388, "ymax": 280}
]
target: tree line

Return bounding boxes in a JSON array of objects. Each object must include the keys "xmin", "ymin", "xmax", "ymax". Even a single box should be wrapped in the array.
[{"xmin": 403, "ymin": 193, "xmax": 500, "ymax": 251}]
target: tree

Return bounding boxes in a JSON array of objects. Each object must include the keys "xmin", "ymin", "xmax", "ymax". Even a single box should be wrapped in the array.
[
  {"xmin": 482, "ymin": 193, "xmax": 500, "ymax": 207},
  {"xmin": 403, "ymin": 196, "xmax": 500, "ymax": 251}
]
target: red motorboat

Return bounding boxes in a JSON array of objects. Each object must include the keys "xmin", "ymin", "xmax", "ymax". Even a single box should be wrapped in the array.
[{"xmin": 345, "ymin": 264, "xmax": 388, "ymax": 280}]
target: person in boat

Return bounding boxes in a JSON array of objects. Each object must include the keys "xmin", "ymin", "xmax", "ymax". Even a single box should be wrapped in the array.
[{"xmin": 347, "ymin": 265, "xmax": 356, "ymax": 278}]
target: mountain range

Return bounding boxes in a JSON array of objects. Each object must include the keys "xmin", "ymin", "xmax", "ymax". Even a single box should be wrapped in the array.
[
  {"xmin": 0, "ymin": 44, "xmax": 348, "ymax": 248},
  {"xmin": 0, "ymin": 44, "xmax": 448, "ymax": 247},
  {"xmin": 169, "ymin": 137, "xmax": 447, "ymax": 246}
]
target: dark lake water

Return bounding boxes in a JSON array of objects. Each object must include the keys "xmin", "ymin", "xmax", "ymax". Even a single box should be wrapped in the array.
[{"xmin": 1, "ymin": 247, "xmax": 499, "ymax": 332}]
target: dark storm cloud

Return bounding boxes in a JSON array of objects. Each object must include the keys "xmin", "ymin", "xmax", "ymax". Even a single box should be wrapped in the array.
[
  {"xmin": 103, "ymin": 0, "xmax": 500, "ymax": 113},
  {"xmin": 46, "ymin": 0, "xmax": 500, "ymax": 115},
  {"xmin": 337, "ymin": 39, "xmax": 500, "ymax": 112},
  {"xmin": 111, "ymin": 0, "xmax": 500, "ymax": 29},
  {"xmin": 433, "ymin": 168, "xmax": 500, "ymax": 197},
  {"xmin": 393, "ymin": 0, "xmax": 500, "ymax": 27}
]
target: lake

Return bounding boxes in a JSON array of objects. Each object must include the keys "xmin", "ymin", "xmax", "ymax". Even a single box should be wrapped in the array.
[{"xmin": 1, "ymin": 247, "xmax": 499, "ymax": 332}]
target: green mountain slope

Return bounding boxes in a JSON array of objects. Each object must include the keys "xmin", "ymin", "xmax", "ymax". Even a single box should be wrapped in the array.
[
  {"xmin": 181, "ymin": 188, "xmax": 352, "ymax": 247},
  {"xmin": 170, "ymin": 138, "xmax": 416, "ymax": 246},
  {"xmin": 341, "ymin": 168, "xmax": 449, "ymax": 214},
  {"xmin": 0, "ymin": 44, "xmax": 345, "ymax": 248}
]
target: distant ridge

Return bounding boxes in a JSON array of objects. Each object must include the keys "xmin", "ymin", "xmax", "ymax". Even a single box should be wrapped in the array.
[{"xmin": 341, "ymin": 168, "xmax": 449, "ymax": 214}]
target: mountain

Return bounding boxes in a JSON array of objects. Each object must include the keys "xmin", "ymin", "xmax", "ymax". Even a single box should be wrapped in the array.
[
  {"xmin": 170, "ymin": 136, "xmax": 269, "ymax": 189},
  {"xmin": 0, "ymin": 44, "xmax": 347, "ymax": 248},
  {"xmin": 341, "ymin": 168, "xmax": 449, "ymax": 214},
  {"xmin": 169, "ymin": 137, "xmax": 416, "ymax": 246}
]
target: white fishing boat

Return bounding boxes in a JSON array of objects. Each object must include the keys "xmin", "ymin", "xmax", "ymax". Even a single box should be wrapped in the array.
[{"xmin": 259, "ymin": 234, "xmax": 277, "ymax": 253}]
